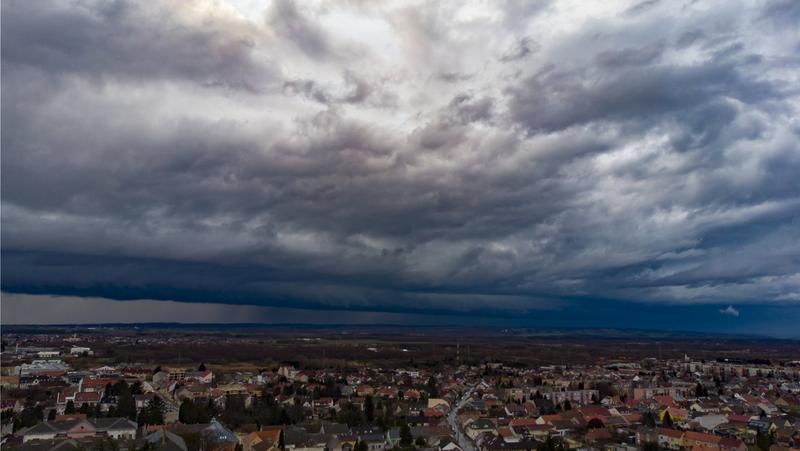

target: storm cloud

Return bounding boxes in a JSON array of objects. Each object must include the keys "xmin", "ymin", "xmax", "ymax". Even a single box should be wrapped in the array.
[{"xmin": 2, "ymin": 0, "xmax": 799, "ymax": 329}]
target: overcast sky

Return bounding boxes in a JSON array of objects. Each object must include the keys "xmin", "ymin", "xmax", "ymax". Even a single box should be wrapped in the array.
[{"xmin": 2, "ymin": 0, "xmax": 799, "ymax": 335}]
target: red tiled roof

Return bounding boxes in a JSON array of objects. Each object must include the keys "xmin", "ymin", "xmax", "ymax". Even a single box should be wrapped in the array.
[
  {"xmin": 622, "ymin": 413, "xmax": 641, "ymax": 424},
  {"xmin": 718, "ymin": 437, "xmax": 744, "ymax": 449},
  {"xmin": 587, "ymin": 428, "xmax": 612, "ymax": 441},
  {"xmin": 509, "ymin": 418, "xmax": 538, "ymax": 427},
  {"xmin": 579, "ymin": 406, "xmax": 611, "ymax": 418},
  {"xmin": 658, "ymin": 428, "xmax": 684, "ymax": 439},
  {"xmin": 424, "ymin": 408, "xmax": 445, "ymax": 417},
  {"xmin": 497, "ymin": 427, "xmax": 514, "ymax": 438},
  {"xmin": 655, "ymin": 395, "xmax": 675, "ymax": 407},
  {"xmin": 690, "ymin": 445, "xmax": 718, "ymax": 451},
  {"xmin": 727, "ymin": 415, "xmax": 750, "ymax": 423},
  {"xmin": 664, "ymin": 406, "xmax": 688, "ymax": 418},
  {"xmin": 685, "ymin": 431, "xmax": 722, "ymax": 444},
  {"xmin": 75, "ymin": 392, "xmax": 101, "ymax": 402},
  {"xmin": 82, "ymin": 378, "xmax": 114, "ymax": 388}
]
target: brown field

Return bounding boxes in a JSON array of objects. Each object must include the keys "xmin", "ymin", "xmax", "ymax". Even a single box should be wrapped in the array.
[{"xmin": 4, "ymin": 325, "xmax": 799, "ymax": 369}]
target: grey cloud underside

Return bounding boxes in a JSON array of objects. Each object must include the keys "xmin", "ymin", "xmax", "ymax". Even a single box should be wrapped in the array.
[
  {"xmin": 1, "ymin": 0, "xmax": 271, "ymax": 91},
  {"xmin": 268, "ymin": 0, "xmax": 331, "ymax": 59},
  {"xmin": 2, "ymin": 0, "xmax": 800, "ymax": 315}
]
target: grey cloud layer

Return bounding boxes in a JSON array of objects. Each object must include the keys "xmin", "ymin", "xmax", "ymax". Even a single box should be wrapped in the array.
[
  {"xmin": 2, "ymin": 0, "xmax": 799, "ymax": 315},
  {"xmin": 2, "ymin": 0, "xmax": 271, "ymax": 91}
]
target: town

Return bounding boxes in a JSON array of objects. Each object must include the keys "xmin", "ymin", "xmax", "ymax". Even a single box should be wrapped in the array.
[{"xmin": 1, "ymin": 327, "xmax": 800, "ymax": 451}]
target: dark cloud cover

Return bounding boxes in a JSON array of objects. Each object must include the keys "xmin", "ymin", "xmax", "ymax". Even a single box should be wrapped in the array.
[
  {"xmin": 2, "ymin": 0, "xmax": 799, "ymax": 333},
  {"xmin": 1, "ymin": 0, "xmax": 272, "ymax": 91}
]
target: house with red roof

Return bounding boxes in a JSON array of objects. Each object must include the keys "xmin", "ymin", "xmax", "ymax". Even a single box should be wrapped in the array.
[
  {"xmin": 80, "ymin": 377, "xmax": 115, "ymax": 393},
  {"xmin": 655, "ymin": 395, "xmax": 675, "ymax": 407},
  {"xmin": 660, "ymin": 406, "xmax": 689, "ymax": 422},
  {"xmin": 423, "ymin": 408, "xmax": 445, "ymax": 418},
  {"xmin": 578, "ymin": 406, "xmax": 611, "ymax": 424},
  {"xmin": 509, "ymin": 418, "xmax": 538, "ymax": 428},
  {"xmin": 74, "ymin": 391, "xmax": 102, "ymax": 408}
]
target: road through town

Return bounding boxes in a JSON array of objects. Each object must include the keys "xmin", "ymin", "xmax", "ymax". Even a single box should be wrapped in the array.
[{"xmin": 447, "ymin": 384, "xmax": 477, "ymax": 451}]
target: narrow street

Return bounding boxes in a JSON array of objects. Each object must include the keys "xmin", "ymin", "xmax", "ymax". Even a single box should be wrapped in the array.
[{"xmin": 447, "ymin": 385, "xmax": 477, "ymax": 451}]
